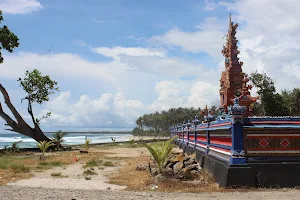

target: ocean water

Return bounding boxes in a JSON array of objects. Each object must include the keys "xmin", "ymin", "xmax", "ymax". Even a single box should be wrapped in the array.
[{"xmin": 0, "ymin": 132, "xmax": 132, "ymax": 149}]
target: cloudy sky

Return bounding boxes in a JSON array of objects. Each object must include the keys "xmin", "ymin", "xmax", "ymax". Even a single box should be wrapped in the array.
[{"xmin": 1, "ymin": 0, "xmax": 300, "ymax": 132}]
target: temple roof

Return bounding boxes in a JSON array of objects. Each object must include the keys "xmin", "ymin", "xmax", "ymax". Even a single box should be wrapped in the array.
[{"xmin": 221, "ymin": 14, "xmax": 240, "ymax": 63}]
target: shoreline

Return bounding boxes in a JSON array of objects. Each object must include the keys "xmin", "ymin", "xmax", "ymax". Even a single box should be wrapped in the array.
[
  {"xmin": 0, "ymin": 136, "xmax": 170, "ymax": 152},
  {"xmin": 44, "ymin": 131, "xmax": 133, "ymax": 134}
]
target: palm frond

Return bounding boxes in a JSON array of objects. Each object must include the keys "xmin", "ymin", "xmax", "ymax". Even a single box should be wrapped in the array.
[{"xmin": 143, "ymin": 136, "xmax": 177, "ymax": 173}]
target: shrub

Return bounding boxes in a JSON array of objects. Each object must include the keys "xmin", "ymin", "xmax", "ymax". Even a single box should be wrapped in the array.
[
  {"xmin": 83, "ymin": 137, "xmax": 92, "ymax": 151},
  {"xmin": 83, "ymin": 169, "xmax": 97, "ymax": 176},
  {"xmin": 11, "ymin": 140, "xmax": 22, "ymax": 152},
  {"xmin": 143, "ymin": 136, "xmax": 177, "ymax": 174},
  {"xmin": 37, "ymin": 141, "xmax": 55, "ymax": 161},
  {"xmin": 52, "ymin": 130, "xmax": 68, "ymax": 150},
  {"xmin": 102, "ymin": 161, "xmax": 114, "ymax": 167},
  {"xmin": 83, "ymin": 159, "xmax": 102, "ymax": 168}
]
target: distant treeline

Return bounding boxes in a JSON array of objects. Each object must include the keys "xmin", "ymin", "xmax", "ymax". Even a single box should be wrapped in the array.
[{"xmin": 132, "ymin": 107, "xmax": 219, "ymax": 136}]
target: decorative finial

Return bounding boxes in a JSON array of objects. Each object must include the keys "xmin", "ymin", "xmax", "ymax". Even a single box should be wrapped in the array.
[{"xmin": 229, "ymin": 13, "xmax": 232, "ymax": 25}]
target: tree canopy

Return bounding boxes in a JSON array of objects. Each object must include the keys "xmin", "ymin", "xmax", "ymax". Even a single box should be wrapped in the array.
[
  {"xmin": 250, "ymin": 71, "xmax": 292, "ymax": 116},
  {"xmin": 133, "ymin": 107, "xmax": 216, "ymax": 136},
  {"xmin": 0, "ymin": 10, "xmax": 58, "ymax": 143},
  {"xmin": 0, "ymin": 10, "xmax": 19, "ymax": 63}
]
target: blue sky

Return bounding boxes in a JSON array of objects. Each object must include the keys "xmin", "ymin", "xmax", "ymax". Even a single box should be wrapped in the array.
[{"xmin": 1, "ymin": 0, "xmax": 300, "ymax": 132}]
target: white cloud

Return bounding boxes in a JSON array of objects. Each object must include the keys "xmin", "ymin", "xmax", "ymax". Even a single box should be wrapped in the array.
[
  {"xmin": 0, "ymin": 52, "xmax": 119, "ymax": 81},
  {"xmin": 92, "ymin": 47, "xmax": 166, "ymax": 61},
  {"xmin": 0, "ymin": 0, "xmax": 42, "ymax": 14},
  {"xmin": 220, "ymin": 0, "xmax": 300, "ymax": 91},
  {"xmin": 150, "ymin": 81, "xmax": 184, "ymax": 111},
  {"xmin": 150, "ymin": 80, "xmax": 220, "ymax": 112},
  {"xmin": 37, "ymin": 80, "xmax": 221, "ymax": 128},
  {"xmin": 150, "ymin": 17, "xmax": 226, "ymax": 60},
  {"xmin": 204, "ymin": 0, "xmax": 218, "ymax": 11},
  {"xmin": 40, "ymin": 91, "xmax": 146, "ymax": 128},
  {"xmin": 186, "ymin": 82, "xmax": 219, "ymax": 108}
]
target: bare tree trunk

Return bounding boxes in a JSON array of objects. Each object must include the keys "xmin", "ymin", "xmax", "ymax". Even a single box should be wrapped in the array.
[{"xmin": 0, "ymin": 83, "xmax": 51, "ymax": 143}]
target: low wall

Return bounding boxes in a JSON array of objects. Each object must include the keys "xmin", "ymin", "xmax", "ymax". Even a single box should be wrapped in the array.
[{"xmin": 171, "ymin": 116, "xmax": 300, "ymax": 187}]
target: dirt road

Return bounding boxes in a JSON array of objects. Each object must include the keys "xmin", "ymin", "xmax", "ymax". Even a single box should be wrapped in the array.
[{"xmin": 0, "ymin": 186, "xmax": 299, "ymax": 200}]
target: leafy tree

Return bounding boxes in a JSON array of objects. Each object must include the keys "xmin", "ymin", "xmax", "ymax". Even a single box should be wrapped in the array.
[
  {"xmin": 250, "ymin": 70, "xmax": 288, "ymax": 116},
  {"xmin": 0, "ymin": 69, "xmax": 58, "ymax": 142},
  {"xmin": 0, "ymin": 11, "xmax": 59, "ymax": 142},
  {"xmin": 282, "ymin": 88, "xmax": 300, "ymax": 116},
  {"xmin": 133, "ymin": 106, "xmax": 207, "ymax": 136},
  {"xmin": 0, "ymin": 11, "xmax": 19, "ymax": 64}
]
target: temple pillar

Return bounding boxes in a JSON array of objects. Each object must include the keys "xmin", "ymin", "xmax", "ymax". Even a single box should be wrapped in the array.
[{"xmin": 230, "ymin": 98, "xmax": 246, "ymax": 165}]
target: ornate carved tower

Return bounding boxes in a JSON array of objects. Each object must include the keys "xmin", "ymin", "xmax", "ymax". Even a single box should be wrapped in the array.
[{"xmin": 220, "ymin": 14, "xmax": 244, "ymax": 113}]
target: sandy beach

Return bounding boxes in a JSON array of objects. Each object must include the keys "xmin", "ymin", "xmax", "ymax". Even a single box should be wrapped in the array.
[{"xmin": 1, "ymin": 144, "xmax": 300, "ymax": 200}]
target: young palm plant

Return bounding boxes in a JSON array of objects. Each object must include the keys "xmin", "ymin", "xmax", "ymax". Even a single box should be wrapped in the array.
[
  {"xmin": 83, "ymin": 137, "xmax": 92, "ymax": 152},
  {"xmin": 143, "ymin": 136, "xmax": 177, "ymax": 174},
  {"xmin": 11, "ymin": 140, "xmax": 22, "ymax": 152},
  {"xmin": 37, "ymin": 140, "xmax": 55, "ymax": 161},
  {"xmin": 52, "ymin": 130, "xmax": 68, "ymax": 151}
]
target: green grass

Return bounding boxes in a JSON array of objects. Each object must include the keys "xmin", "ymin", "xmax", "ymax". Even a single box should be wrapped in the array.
[
  {"xmin": 102, "ymin": 161, "xmax": 115, "ymax": 167},
  {"xmin": 85, "ymin": 176, "xmax": 91, "ymax": 180},
  {"xmin": 0, "ymin": 161, "xmax": 9, "ymax": 170},
  {"xmin": 51, "ymin": 172, "xmax": 68, "ymax": 178},
  {"xmin": 0, "ymin": 156, "xmax": 30, "ymax": 173},
  {"xmin": 83, "ymin": 159, "xmax": 102, "ymax": 168},
  {"xmin": 83, "ymin": 169, "xmax": 98, "ymax": 176},
  {"xmin": 9, "ymin": 163, "xmax": 30, "ymax": 173},
  {"xmin": 36, "ymin": 161, "xmax": 63, "ymax": 170},
  {"xmin": 39, "ymin": 161, "xmax": 62, "ymax": 166}
]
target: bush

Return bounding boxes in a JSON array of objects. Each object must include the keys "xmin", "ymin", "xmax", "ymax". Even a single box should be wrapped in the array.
[
  {"xmin": 83, "ymin": 159, "xmax": 102, "ymax": 168},
  {"xmin": 144, "ymin": 136, "xmax": 176, "ymax": 174},
  {"xmin": 39, "ymin": 161, "xmax": 62, "ymax": 166},
  {"xmin": 102, "ymin": 161, "xmax": 114, "ymax": 167},
  {"xmin": 83, "ymin": 169, "xmax": 97, "ymax": 176},
  {"xmin": 10, "ymin": 163, "xmax": 30, "ymax": 173}
]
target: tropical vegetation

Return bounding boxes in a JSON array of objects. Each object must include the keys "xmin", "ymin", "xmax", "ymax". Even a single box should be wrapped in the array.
[
  {"xmin": 37, "ymin": 141, "xmax": 55, "ymax": 161},
  {"xmin": 143, "ymin": 137, "xmax": 177, "ymax": 174},
  {"xmin": 52, "ymin": 130, "xmax": 68, "ymax": 151}
]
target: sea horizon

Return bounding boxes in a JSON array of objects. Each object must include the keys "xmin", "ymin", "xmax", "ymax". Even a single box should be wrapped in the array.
[{"xmin": 0, "ymin": 131, "xmax": 133, "ymax": 149}]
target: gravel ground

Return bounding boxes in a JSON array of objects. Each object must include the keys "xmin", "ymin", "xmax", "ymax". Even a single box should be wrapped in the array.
[{"xmin": 1, "ymin": 186, "xmax": 300, "ymax": 200}]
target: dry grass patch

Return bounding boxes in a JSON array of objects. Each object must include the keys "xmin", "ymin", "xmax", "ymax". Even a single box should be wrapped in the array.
[
  {"xmin": 108, "ymin": 155, "xmax": 223, "ymax": 192},
  {"xmin": 0, "ymin": 150, "xmax": 110, "ymax": 185},
  {"xmin": 108, "ymin": 155, "xmax": 153, "ymax": 190},
  {"xmin": 0, "ymin": 169, "xmax": 32, "ymax": 185}
]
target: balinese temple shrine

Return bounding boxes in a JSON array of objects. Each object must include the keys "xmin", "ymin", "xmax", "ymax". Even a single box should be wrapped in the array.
[
  {"xmin": 170, "ymin": 15, "xmax": 300, "ymax": 188},
  {"xmin": 220, "ymin": 14, "xmax": 258, "ymax": 116}
]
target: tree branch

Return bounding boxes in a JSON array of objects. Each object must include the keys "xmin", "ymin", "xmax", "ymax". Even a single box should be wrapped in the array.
[
  {"xmin": 5, "ymin": 128, "xmax": 18, "ymax": 132},
  {"xmin": 0, "ymin": 83, "xmax": 30, "ymax": 126},
  {"xmin": 27, "ymin": 98, "xmax": 37, "ymax": 126},
  {"xmin": 0, "ymin": 101, "xmax": 20, "ymax": 133},
  {"xmin": 36, "ymin": 112, "xmax": 51, "ymax": 125},
  {"xmin": 0, "ymin": 83, "xmax": 34, "ymax": 138}
]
